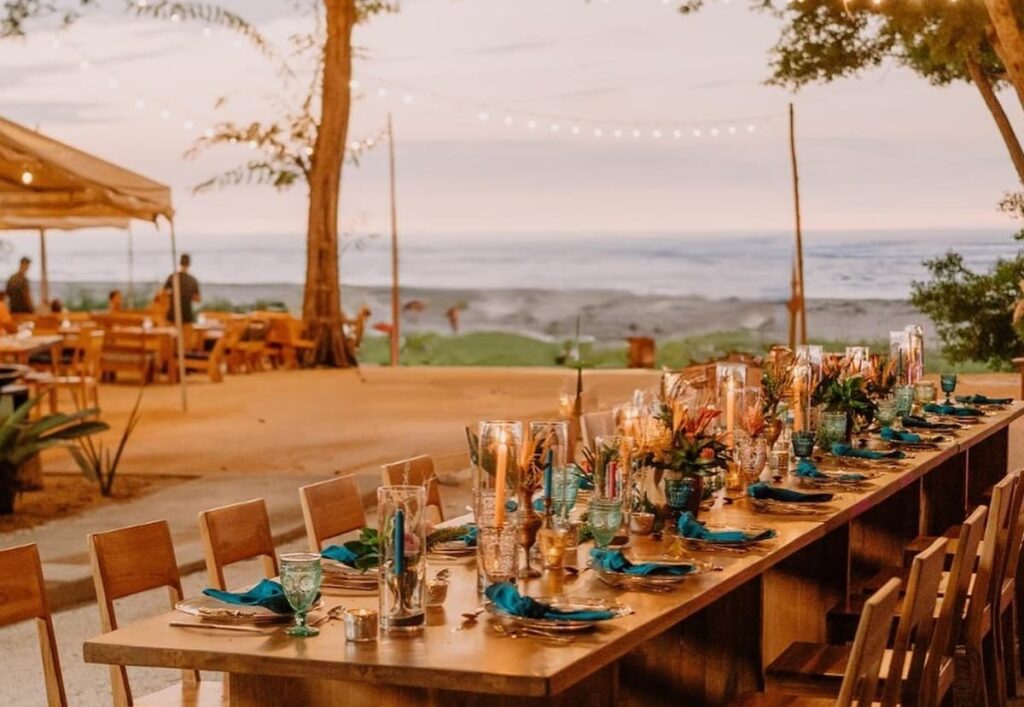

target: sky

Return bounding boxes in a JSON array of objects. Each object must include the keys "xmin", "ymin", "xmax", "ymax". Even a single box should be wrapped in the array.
[{"xmin": 0, "ymin": 0, "xmax": 1021, "ymax": 242}]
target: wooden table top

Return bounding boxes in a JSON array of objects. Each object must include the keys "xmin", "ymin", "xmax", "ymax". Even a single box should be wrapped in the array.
[
  {"xmin": 83, "ymin": 403, "xmax": 1024, "ymax": 698},
  {"xmin": 0, "ymin": 335, "xmax": 63, "ymax": 354}
]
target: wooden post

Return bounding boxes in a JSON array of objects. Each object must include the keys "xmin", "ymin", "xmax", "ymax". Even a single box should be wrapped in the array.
[
  {"xmin": 788, "ymin": 103, "xmax": 807, "ymax": 346},
  {"xmin": 388, "ymin": 113, "xmax": 400, "ymax": 367},
  {"xmin": 38, "ymin": 229, "xmax": 49, "ymax": 307}
]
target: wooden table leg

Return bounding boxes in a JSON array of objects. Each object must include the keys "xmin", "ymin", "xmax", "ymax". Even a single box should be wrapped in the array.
[
  {"xmin": 849, "ymin": 481, "xmax": 920, "ymax": 586},
  {"xmin": 967, "ymin": 427, "xmax": 1010, "ymax": 506},
  {"xmin": 921, "ymin": 453, "xmax": 967, "ymax": 536}
]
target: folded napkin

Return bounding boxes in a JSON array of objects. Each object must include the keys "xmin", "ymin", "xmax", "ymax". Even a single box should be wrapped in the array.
[
  {"xmin": 676, "ymin": 511, "xmax": 777, "ymax": 543},
  {"xmin": 794, "ymin": 458, "xmax": 865, "ymax": 483},
  {"xmin": 590, "ymin": 548, "xmax": 695, "ymax": 576},
  {"xmin": 924, "ymin": 403, "xmax": 982, "ymax": 417},
  {"xmin": 202, "ymin": 579, "xmax": 293, "ymax": 614},
  {"xmin": 577, "ymin": 474, "xmax": 595, "ymax": 490},
  {"xmin": 956, "ymin": 394, "xmax": 1012, "ymax": 405},
  {"xmin": 485, "ymin": 581, "xmax": 614, "ymax": 621},
  {"xmin": 460, "ymin": 525, "xmax": 478, "ymax": 547},
  {"xmin": 747, "ymin": 482, "xmax": 833, "ymax": 503},
  {"xmin": 902, "ymin": 415, "xmax": 953, "ymax": 430},
  {"xmin": 321, "ymin": 545, "xmax": 358, "ymax": 566},
  {"xmin": 831, "ymin": 443, "xmax": 905, "ymax": 460},
  {"xmin": 879, "ymin": 427, "xmax": 922, "ymax": 444}
]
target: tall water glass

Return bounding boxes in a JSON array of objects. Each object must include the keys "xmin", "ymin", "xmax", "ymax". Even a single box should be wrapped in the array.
[
  {"xmin": 378, "ymin": 485, "xmax": 427, "ymax": 634},
  {"xmin": 588, "ymin": 498, "xmax": 623, "ymax": 549},
  {"xmin": 940, "ymin": 373, "xmax": 957, "ymax": 404},
  {"xmin": 280, "ymin": 552, "xmax": 323, "ymax": 637},
  {"xmin": 894, "ymin": 384, "xmax": 915, "ymax": 418},
  {"xmin": 876, "ymin": 398, "xmax": 898, "ymax": 429}
]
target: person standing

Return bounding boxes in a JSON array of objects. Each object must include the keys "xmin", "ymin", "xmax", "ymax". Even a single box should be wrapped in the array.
[
  {"xmin": 164, "ymin": 253, "xmax": 201, "ymax": 326},
  {"xmin": 5, "ymin": 257, "xmax": 33, "ymax": 314}
]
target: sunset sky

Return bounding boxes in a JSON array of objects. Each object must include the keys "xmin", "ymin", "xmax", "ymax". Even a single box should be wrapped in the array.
[{"xmin": 0, "ymin": 0, "xmax": 1020, "ymax": 241}]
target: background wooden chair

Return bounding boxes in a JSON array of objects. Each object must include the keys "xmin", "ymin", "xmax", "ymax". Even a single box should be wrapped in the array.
[
  {"xmin": 381, "ymin": 454, "xmax": 445, "ymax": 523},
  {"xmin": 0, "ymin": 543, "xmax": 67, "ymax": 707},
  {"xmin": 580, "ymin": 410, "xmax": 617, "ymax": 449},
  {"xmin": 88, "ymin": 520, "xmax": 224, "ymax": 707},
  {"xmin": 299, "ymin": 475, "xmax": 366, "ymax": 552},
  {"xmin": 47, "ymin": 330, "xmax": 104, "ymax": 412},
  {"xmin": 184, "ymin": 334, "xmax": 227, "ymax": 383},
  {"xmin": 730, "ymin": 578, "xmax": 903, "ymax": 707},
  {"xmin": 197, "ymin": 498, "xmax": 278, "ymax": 591}
]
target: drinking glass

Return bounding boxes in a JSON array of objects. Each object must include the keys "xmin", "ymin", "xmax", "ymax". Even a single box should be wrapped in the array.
[
  {"xmin": 894, "ymin": 385, "xmax": 915, "ymax": 417},
  {"xmin": 914, "ymin": 381, "xmax": 936, "ymax": 407},
  {"xmin": 378, "ymin": 485, "xmax": 427, "ymax": 634},
  {"xmin": 593, "ymin": 435, "xmax": 633, "ymax": 502},
  {"xmin": 538, "ymin": 518, "xmax": 571, "ymax": 570},
  {"xmin": 588, "ymin": 498, "xmax": 623, "ymax": 549},
  {"xmin": 280, "ymin": 552, "xmax": 323, "ymax": 637},
  {"xmin": 792, "ymin": 430, "xmax": 815, "ymax": 460},
  {"xmin": 550, "ymin": 465, "xmax": 580, "ymax": 518},
  {"xmin": 734, "ymin": 431, "xmax": 768, "ymax": 486},
  {"xmin": 476, "ymin": 522, "xmax": 518, "ymax": 592},
  {"xmin": 819, "ymin": 411, "xmax": 848, "ymax": 451},
  {"xmin": 940, "ymin": 373, "xmax": 958, "ymax": 404},
  {"xmin": 876, "ymin": 398, "xmax": 898, "ymax": 429}
]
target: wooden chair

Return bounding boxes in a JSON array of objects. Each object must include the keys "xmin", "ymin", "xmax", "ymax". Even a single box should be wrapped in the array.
[
  {"xmin": 0, "ymin": 543, "xmax": 67, "ymax": 706},
  {"xmin": 99, "ymin": 326, "xmax": 155, "ymax": 384},
  {"xmin": 88, "ymin": 520, "xmax": 225, "ymax": 707},
  {"xmin": 197, "ymin": 498, "xmax": 278, "ymax": 591},
  {"xmin": 382, "ymin": 454, "xmax": 445, "ymax": 523},
  {"xmin": 299, "ymin": 475, "xmax": 366, "ymax": 552},
  {"xmin": 227, "ymin": 319, "xmax": 269, "ymax": 373},
  {"xmin": 265, "ymin": 316, "xmax": 314, "ymax": 369},
  {"xmin": 580, "ymin": 410, "xmax": 617, "ymax": 449},
  {"xmin": 47, "ymin": 330, "xmax": 104, "ymax": 412},
  {"xmin": 184, "ymin": 333, "xmax": 227, "ymax": 383},
  {"xmin": 730, "ymin": 578, "xmax": 903, "ymax": 707},
  {"xmin": 765, "ymin": 537, "xmax": 948, "ymax": 704}
]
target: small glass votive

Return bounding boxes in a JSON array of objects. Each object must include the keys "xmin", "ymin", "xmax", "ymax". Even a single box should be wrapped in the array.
[
  {"xmin": 769, "ymin": 448, "xmax": 790, "ymax": 479},
  {"xmin": 876, "ymin": 397, "xmax": 898, "ymax": 428},
  {"xmin": 792, "ymin": 430, "xmax": 815, "ymax": 460},
  {"xmin": 538, "ymin": 525, "xmax": 570, "ymax": 570},
  {"xmin": 914, "ymin": 381, "xmax": 937, "ymax": 406},
  {"xmin": 894, "ymin": 385, "xmax": 915, "ymax": 417},
  {"xmin": 425, "ymin": 578, "xmax": 449, "ymax": 607},
  {"xmin": 344, "ymin": 608, "xmax": 378, "ymax": 642},
  {"xmin": 628, "ymin": 512, "xmax": 656, "ymax": 536}
]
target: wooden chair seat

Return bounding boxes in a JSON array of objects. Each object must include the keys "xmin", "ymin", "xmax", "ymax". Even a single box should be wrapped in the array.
[
  {"xmin": 728, "ymin": 694, "xmax": 835, "ymax": 707},
  {"xmin": 766, "ymin": 642, "xmax": 931, "ymax": 697},
  {"xmin": 135, "ymin": 681, "xmax": 226, "ymax": 707}
]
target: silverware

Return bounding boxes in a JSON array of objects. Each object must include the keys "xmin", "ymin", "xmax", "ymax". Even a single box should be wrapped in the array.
[
  {"xmin": 451, "ymin": 606, "xmax": 486, "ymax": 632},
  {"xmin": 491, "ymin": 623, "xmax": 576, "ymax": 643},
  {"xmin": 309, "ymin": 605, "xmax": 347, "ymax": 628},
  {"xmin": 168, "ymin": 621, "xmax": 267, "ymax": 634}
]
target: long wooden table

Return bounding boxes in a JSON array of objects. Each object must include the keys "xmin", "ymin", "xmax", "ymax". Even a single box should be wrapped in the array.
[{"xmin": 83, "ymin": 404, "xmax": 1024, "ymax": 706}]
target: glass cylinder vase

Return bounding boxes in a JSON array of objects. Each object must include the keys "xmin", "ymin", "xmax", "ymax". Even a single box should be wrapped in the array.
[
  {"xmin": 474, "ymin": 420, "xmax": 522, "ymax": 592},
  {"xmin": 378, "ymin": 485, "xmax": 427, "ymax": 635}
]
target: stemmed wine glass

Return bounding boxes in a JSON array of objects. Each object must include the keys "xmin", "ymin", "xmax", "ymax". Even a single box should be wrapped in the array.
[
  {"xmin": 280, "ymin": 552, "xmax": 322, "ymax": 637},
  {"xmin": 940, "ymin": 373, "xmax": 958, "ymax": 405}
]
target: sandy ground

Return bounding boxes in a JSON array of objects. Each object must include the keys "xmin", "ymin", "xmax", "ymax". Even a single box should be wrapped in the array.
[{"xmin": 6, "ymin": 365, "xmax": 1022, "ymax": 705}]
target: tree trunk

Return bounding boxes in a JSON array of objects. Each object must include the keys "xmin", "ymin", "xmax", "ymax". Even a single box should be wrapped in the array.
[
  {"xmin": 966, "ymin": 54, "xmax": 1024, "ymax": 184},
  {"xmin": 984, "ymin": 0, "xmax": 1024, "ymax": 111},
  {"xmin": 302, "ymin": 0, "xmax": 358, "ymax": 367}
]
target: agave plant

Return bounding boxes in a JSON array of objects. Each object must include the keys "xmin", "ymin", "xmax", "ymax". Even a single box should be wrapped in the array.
[
  {"xmin": 68, "ymin": 393, "xmax": 141, "ymax": 498},
  {"xmin": 0, "ymin": 398, "xmax": 109, "ymax": 515}
]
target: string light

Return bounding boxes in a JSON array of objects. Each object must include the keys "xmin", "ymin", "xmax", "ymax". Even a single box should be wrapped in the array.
[{"xmin": 20, "ymin": 171, "xmax": 33, "ymax": 185}]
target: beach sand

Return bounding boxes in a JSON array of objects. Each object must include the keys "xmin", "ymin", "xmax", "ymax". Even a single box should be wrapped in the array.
[{"xmin": 50, "ymin": 280, "xmax": 933, "ymax": 346}]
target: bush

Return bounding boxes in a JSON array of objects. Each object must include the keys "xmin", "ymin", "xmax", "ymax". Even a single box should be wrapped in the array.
[{"xmin": 910, "ymin": 250, "xmax": 1024, "ymax": 370}]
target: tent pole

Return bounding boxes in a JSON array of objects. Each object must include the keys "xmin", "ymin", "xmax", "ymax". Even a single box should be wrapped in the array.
[
  {"xmin": 788, "ymin": 102, "xmax": 807, "ymax": 346},
  {"xmin": 169, "ymin": 220, "xmax": 188, "ymax": 412},
  {"xmin": 387, "ymin": 113, "xmax": 400, "ymax": 367},
  {"xmin": 39, "ymin": 229, "xmax": 49, "ymax": 307}
]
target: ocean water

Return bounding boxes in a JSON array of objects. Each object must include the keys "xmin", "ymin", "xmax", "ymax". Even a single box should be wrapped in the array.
[{"xmin": 11, "ymin": 227, "xmax": 1021, "ymax": 301}]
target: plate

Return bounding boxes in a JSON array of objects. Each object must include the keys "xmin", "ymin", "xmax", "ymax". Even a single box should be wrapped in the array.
[
  {"xmin": 672, "ymin": 525, "xmax": 777, "ymax": 550},
  {"xmin": 594, "ymin": 569, "xmax": 692, "ymax": 591},
  {"xmin": 321, "ymin": 562, "xmax": 379, "ymax": 591},
  {"xmin": 746, "ymin": 498, "xmax": 836, "ymax": 515},
  {"xmin": 486, "ymin": 596, "xmax": 632, "ymax": 632},
  {"xmin": 428, "ymin": 540, "xmax": 476, "ymax": 558},
  {"xmin": 175, "ymin": 593, "xmax": 323, "ymax": 624}
]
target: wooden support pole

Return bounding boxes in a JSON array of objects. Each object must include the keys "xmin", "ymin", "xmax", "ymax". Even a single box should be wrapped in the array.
[{"xmin": 788, "ymin": 103, "xmax": 807, "ymax": 346}]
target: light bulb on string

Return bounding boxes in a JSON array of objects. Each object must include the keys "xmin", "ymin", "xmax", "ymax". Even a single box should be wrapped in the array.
[
  {"xmin": 170, "ymin": 12, "xmax": 181, "ymax": 22},
  {"xmin": 350, "ymin": 79, "xmax": 359, "ymax": 90},
  {"xmin": 747, "ymin": 124, "xmax": 756, "ymax": 133},
  {"xmin": 78, "ymin": 60, "xmax": 89, "ymax": 71},
  {"xmin": 594, "ymin": 128, "xmax": 603, "ymax": 138},
  {"xmin": 570, "ymin": 125, "xmax": 581, "ymax": 135},
  {"xmin": 159, "ymin": 108, "xmax": 171, "ymax": 120},
  {"xmin": 613, "ymin": 129, "xmax": 623, "ymax": 138},
  {"xmin": 20, "ymin": 170, "xmax": 33, "ymax": 186},
  {"xmin": 349, "ymin": 141, "xmax": 360, "ymax": 150},
  {"xmin": 693, "ymin": 128, "xmax": 702, "ymax": 138},
  {"xmin": 202, "ymin": 26, "xmax": 212, "ymax": 37},
  {"xmin": 247, "ymin": 140, "xmax": 257, "ymax": 150},
  {"xmin": 403, "ymin": 94, "xmax": 414, "ymax": 105},
  {"xmin": 107, "ymin": 78, "xmax": 119, "ymax": 89},
  {"xmin": 182, "ymin": 119, "xmax": 195, "ymax": 130},
  {"xmin": 527, "ymin": 120, "xmax": 537, "ymax": 130},
  {"xmin": 366, "ymin": 138, "xmax": 375, "ymax": 148},
  {"xmin": 550, "ymin": 123, "xmax": 560, "ymax": 133},
  {"xmin": 710, "ymin": 127, "xmax": 720, "ymax": 137},
  {"xmin": 632, "ymin": 128, "xmax": 641, "ymax": 139},
  {"xmin": 673, "ymin": 129, "xmax": 682, "ymax": 139},
  {"xmin": 478, "ymin": 111, "xmax": 489, "ymax": 122},
  {"xmin": 504, "ymin": 116, "xmax": 515, "ymax": 127},
  {"xmin": 204, "ymin": 127, "xmax": 215, "ymax": 138},
  {"xmin": 134, "ymin": 98, "xmax": 145, "ymax": 111},
  {"xmin": 652, "ymin": 129, "xmax": 662, "ymax": 139},
  {"xmin": 377, "ymin": 87, "xmax": 387, "ymax": 98},
  {"xmin": 728, "ymin": 125, "xmax": 736, "ymax": 135}
]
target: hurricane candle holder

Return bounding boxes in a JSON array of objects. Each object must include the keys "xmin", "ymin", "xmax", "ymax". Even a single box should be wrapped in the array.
[
  {"xmin": 904, "ymin": 324, "xmax": 925, "ymax": 386},
  {"xmin": 378, "ymin": 485, "xmax": 427, "ymax": 634},
  {"xmin": 890, "ymin": 331, "xmax": 911, "ymax": 386},
  {"xmin": 715, "ymin": 362, "xmax": 747, "ymax": 444},
  {"xmin": 474, "ymin": 420, "xmax": 523, "ymax": 591}
]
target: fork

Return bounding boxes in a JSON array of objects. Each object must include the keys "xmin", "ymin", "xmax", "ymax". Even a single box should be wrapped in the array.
[
  {"xmin": 491, "ymin": 623, "xmax": 576, "ymax": 643},
  {"xmin": 308, "ymin": 605, "xmax": 346, "ymax": 628}
]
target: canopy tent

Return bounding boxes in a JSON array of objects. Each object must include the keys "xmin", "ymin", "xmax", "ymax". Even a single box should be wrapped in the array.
[{"xmin": 0, "ymin": 116, "xmax": 188, "ymax": 411}]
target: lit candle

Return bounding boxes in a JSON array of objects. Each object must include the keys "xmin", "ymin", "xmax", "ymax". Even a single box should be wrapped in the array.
[
  {"xmin": 792, "ymin": 376, "xmax": 804, "ymax": 432},
  {"xmin": 725, "ymin": 377, "xmax": 736, "ymax": 445},
  {"xmin": 544, "ymin": 449, "xmax": 553, "ymax": 501},
  {"xmin": 494, "ymin": 435, "xmax": 509, "ymax": 526},
  {"xmin": 393, "ymin": 508, "xmax": 405, "ymax": 576}
]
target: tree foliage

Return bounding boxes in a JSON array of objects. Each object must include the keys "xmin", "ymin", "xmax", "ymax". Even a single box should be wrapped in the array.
[{"xmin": 911, "ymin": 250, "xmax": 1024, "ymax": 369}]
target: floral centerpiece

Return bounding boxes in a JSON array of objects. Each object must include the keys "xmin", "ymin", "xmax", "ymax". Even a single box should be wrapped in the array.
[
  {"xmin": 761, "ymin": 347, "xmax": 794, "ymax": 447},
  {"xmin": 812, "ymin": 356, "xmax": 877, "ymax": 441}
]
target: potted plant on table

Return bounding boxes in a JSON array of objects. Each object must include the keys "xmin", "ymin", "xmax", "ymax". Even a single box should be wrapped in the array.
[
  {"xmin": 0, "ymin": 399, "xmax": 109, "ymax": 515},
  {"xmin": 812, "ymin": 367, "xmax": 877, "ymax": 444}
]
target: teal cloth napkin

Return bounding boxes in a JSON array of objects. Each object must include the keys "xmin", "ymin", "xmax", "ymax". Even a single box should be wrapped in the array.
[
  {"xmin": 794, "ymin": 458, "xmax": 865, "ymax": 483},
  {"xmin": 831, "ymin": 443, "xmax": 905, "ymax": 460},
  {"xmin": 880, "ymin": 427, "xmax": 922, "ymax": 443},
  {"xmin": 748, "ymin": 482, "xmax": 833, "ymax": 503},
  {"xmin": 924, "ymin": 403, "xmax": 982, "ymax": 417},
  {"xmin": 203, "ymin": 579, "xmax": 293, "ymax": 614},
  {"xmin": 590, "ymin": 548, "xmax": 695, "ymax": 576},
  {"xmin": 676, "ymin": 511, "xmax": 777, "ymax": 542},
  {"xmin": 461, "ymin": 525, "xmax": 478, "ymax": 547},
  {"xmin": 902, "ymin": 415, "xmax": 955, "ymax": 430},
  {"xmin": 485, "ymin": 582, "xmax": 614, "ymax": 621},
  {"xmin": 956, "ymin": 394, "xmax": 1012, "ymax": 405},
  {"xmin": 321, "ymin": 545, "xmax": 358, "ymax": 566}
]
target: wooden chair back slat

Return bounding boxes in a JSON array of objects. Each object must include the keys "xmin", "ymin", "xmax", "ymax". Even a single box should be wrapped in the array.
[
  {"xmin": 0, "ymin": 543, "xmax": 67, "ymax": 707},
  {"xmin": 88, "ymin": 520, "xmax": 197, "ymax": 706},
  {"xmin": 299, "ymin": 475, "xmax": 366, "ymax": 552},
  {"xmin": 198, "ymin": 498, "xmax": 278, "ymax": 591},
  {"xmin": 837, "ymin": 577, "xmax": 903, "ymax": 707},
  {"xmin": 882, "ymin": 537, "xmax": 948, "ymax": 707},
  {"xmin": 382, "ymin": 455, "xmax": 444, "ymax": 522}
]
